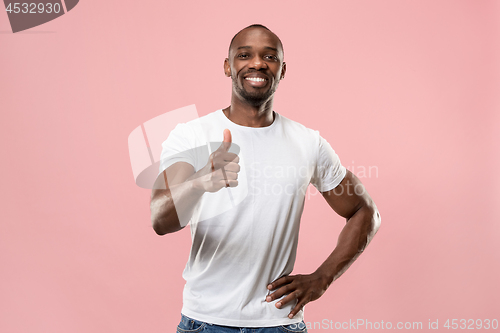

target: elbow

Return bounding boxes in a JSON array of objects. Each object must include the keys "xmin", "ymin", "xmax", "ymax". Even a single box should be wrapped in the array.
[
  {"xmin": 149, "ymin": 191, "xmax": 185, "ymax": 235},
  {"xmin": 150, "ymin": 195, "xmax": 173, "ymax": 236},
  {"xmin": 150, "ymin": 212, "xmax": 183, "ymax": 236},
  {"xmin": 150, "ymin": 201, "xmax": 169, "ymax": 236},
  {"xmin": 150, "ymin": 200, "xmax": 165, "ymax": 236},
  {"xmin": 152, "ymin": 218, "xmax": 168, "ymax": 236},
  {"xmin": 368, "ymin": 203, "xmax": 381, "ymax": 235},
  {"xmin": 355, "ymin": 200, "xmax": 380, "ymax": 236}
]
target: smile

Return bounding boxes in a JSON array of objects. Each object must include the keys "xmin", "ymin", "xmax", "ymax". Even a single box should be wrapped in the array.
[{"xmin": 245, "ymin": 77, "xmax": 267, "ymax": 82}]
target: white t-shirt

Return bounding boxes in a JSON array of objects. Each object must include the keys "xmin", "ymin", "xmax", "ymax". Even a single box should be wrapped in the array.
[{"xmin": 158, "ymin": 109, "xmax": 346, "ymax": 327}]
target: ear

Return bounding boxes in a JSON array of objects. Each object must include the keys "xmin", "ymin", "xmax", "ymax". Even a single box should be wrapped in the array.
[
  {"xmin": 224, "ymin": 58, "xmax": 231, "ymax": 77},
  {"xmin": 280, "ymin": 62, "xmax": 287, "ymax": 80}
]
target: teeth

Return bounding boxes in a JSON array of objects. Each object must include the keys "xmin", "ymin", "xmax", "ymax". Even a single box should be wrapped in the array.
[{"xmin": 245, "ymin": 77, "xmax": 266, "ymax": 82}]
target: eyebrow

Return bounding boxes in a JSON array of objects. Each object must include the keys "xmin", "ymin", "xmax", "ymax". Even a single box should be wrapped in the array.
[{"xmin": 236, "ymin": 46, "xmax": 278, "ymax": 52}]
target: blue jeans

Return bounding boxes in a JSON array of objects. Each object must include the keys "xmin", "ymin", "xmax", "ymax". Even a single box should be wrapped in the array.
[{"xmin": 176, "ymin": 314, "xmax": 308, "ymax": 332}]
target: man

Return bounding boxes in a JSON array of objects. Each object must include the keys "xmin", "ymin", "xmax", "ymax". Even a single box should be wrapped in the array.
[{"xmin": 150, "ymin": 24, "xmax": 381, "ymax": 332}]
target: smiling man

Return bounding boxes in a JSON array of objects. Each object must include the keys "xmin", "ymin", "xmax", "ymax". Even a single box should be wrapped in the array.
[{"xmin": 150, "ymin": 24, "xmax": 381, "ymax": 332}]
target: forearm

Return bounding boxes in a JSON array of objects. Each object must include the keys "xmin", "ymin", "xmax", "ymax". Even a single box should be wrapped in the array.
[
  {"xmin": 150, "ymin": 178, "xmax": 205, "ymax": 235},
  {"xmin": 315, "ymin": 204, "xmax": 381, "ymax": 285}
]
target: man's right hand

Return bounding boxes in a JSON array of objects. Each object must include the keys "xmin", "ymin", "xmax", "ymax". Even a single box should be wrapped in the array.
[
  {"xmin": 151, "ymin": 129, "xmax": 240, "ymax": 234},
  {"xmin": 193, "ymin": 129, "xmax": 240, "ymax": 193}
]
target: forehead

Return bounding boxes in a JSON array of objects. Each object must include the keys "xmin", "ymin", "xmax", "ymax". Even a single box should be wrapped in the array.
[{"xmin": 230, "ymin": 28, "xmax": 283, "ymax": 56}]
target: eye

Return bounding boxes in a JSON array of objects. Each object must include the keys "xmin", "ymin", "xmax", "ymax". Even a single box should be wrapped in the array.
[
  {"xmin": 237, "ymin": 53, "xmax": 249, "ymax": 59},
  {"xmin": 265, "ymin": 55, "xmax": 278, "ymax": 61}
]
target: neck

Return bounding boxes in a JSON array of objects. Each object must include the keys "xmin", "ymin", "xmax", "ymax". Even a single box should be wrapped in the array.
[{"xmin": 223, "ymin": 96, "xmax": 275, "ymax": 127}]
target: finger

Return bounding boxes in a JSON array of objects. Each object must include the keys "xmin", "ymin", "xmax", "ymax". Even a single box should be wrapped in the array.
[
  {"xmin": 221, "ymin": 152, "xmax": 239, "ymax": 163},
  {"xmin": 275, "ymin": 290, "xmax": 301, "ymax": 309},
  {"xmin": 221, "ymin": 179, "xmax": 238, "ymax": 188},
  {"xmin": 211, "ymin": 153, "xmax": 238, "ymax": 171},
  {"xmin": 217, "ymin": 129, "xmax": 232, "ymax": 152},
  {"xmin": 223, "ymin": 162, "xmax": 240, "ymax": 173},
  {"xmin": 288, "ymin": 300, "xmax": 306, "ymax": 319},
  {"xmin": 268, "ymin": 275, "xmax": 293, "ymax": 290},
  {"xmin": 220, "ymin": 167, "xmax": 229, "ymax": 187},
  {"xmin": 214, "ymin": 168, "xmax": 237, "ymax": 180},
  {"xmin": 266, "ymin": 284, "xmax": 291, "ymax": 302},
  {"xmin": 223, "ymin": 128, "xmax": 232, "ymax": 145},
  {"xmin": 223, "ymin": 170, "xmax": 238, "ymax": 180}
]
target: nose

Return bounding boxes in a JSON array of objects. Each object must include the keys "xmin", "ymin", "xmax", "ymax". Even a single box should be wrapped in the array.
[{"xmin": 249, "ymin": 55, "xmax": 267, "ymax": 70}]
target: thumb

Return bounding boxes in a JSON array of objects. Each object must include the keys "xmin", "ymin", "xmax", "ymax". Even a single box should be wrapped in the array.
[{"xmin": 220, "ymin": 128, "xmax": 232, "ymax": 151}]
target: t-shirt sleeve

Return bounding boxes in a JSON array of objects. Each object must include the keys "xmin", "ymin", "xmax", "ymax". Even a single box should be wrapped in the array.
[
  {"xmin": 158, "ymin": 123, "xmax": 197, "ymax": 176},
  {"xmin": 310, "ymin": 133, "xmax": 347, "ymax": 192}
]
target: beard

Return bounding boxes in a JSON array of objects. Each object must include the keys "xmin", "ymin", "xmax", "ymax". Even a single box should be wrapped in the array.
[{"xmin": 232, "ymin": 77, "xmax": 278, "ymax": 107}]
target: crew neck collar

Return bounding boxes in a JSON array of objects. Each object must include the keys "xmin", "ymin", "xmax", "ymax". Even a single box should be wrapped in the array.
[{"xmin": 216, "ymin": 109, "xmax": 279, "ymax": 130}]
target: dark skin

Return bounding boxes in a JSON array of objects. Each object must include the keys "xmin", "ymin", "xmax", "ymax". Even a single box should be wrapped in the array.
[
  {"xmin": 150, "ymin": 129, "xmax": 238, "ymax": 235},
  {"xmin": 150, "ymin": 26, "xmax": 381, "ymax": 319},
  {"xmin": 265, "ymin": 171, "xmax": 380, "ymax": 318},
  {"xmin": 222, "ymin": 27, "xmax": 286, "ymax": 127}
]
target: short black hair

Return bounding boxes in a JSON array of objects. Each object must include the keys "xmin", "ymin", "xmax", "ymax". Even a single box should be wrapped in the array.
[{"xmin": 228, "ymin": 24, "xmax": 284, "ymax": 58}]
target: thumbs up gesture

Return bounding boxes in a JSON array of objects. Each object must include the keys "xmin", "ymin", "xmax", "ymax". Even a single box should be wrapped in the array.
[{"xmin": 197, "ymin": 129, "xmax": 240, "ymax": 193}]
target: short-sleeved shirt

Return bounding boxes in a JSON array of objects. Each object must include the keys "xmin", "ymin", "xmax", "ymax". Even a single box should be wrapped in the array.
[{"xmin": 158, "ymin": 109, "xmax": 346, "ymax": 327}]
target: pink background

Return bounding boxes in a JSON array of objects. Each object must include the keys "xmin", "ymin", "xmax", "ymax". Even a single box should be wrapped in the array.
[{"xmin": 1, "ymin": 0, "xmax": 499, "ymax": 332}]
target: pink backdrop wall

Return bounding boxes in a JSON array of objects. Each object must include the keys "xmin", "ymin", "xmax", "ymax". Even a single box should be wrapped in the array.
[{"xmin": 1, "ymin": 0, "xmax": 499, "ymax": 331}]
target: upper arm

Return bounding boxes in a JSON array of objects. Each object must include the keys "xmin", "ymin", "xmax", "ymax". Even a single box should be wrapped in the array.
[
  {"xmin": 321, "ymin": 170, "xmax": 375, "ymax": 220},
  {"xmin": 152, "ymin": 121, "xmax": 198, "ymax": 199}
]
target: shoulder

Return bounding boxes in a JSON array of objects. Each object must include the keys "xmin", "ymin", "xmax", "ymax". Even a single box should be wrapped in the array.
[
  {"xmin": 187, "ymin": 109, "xmax": 220, "ymax": 125},
  {"xmin": 179, "ymin": 110, "xmax": 218, "ymax": 129},
  {"xmin": 171, "ymin": 110, "xmax": 220, "ymax": 137},
  {"xmin": 276, "ymin": 112, "xmax": 343, "ymax": 158},
  {"xmin": 277, "ymin": 112, "xmax": 321, "ymax": 139}
]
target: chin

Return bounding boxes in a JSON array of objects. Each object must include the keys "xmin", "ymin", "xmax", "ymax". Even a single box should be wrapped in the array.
[
  {"xmin": 242, "ymin": 91, "xmax": 274, "ymax": 106},
  {"xmin": 244, "ymin": 98, "xmax": 269, "ymax": 107},
  {"xmin": 237, "ymin": 89, "xmax": 276, "ymax": 107}
]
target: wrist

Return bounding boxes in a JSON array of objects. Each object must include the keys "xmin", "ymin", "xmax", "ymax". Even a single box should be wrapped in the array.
[
  {"xmin": 314, "ymin": 266, "xmax": 335, "ymax": 287},
  {"xmin": 188, "ymin": 164, "xmax": 211, "ymax": 193},
  {"xmin": 191, "ymin": 177, "xmax": 206, "ymax": 194}
]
